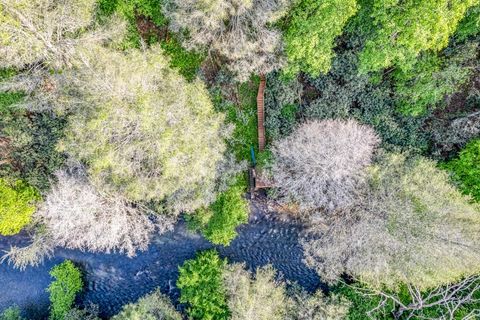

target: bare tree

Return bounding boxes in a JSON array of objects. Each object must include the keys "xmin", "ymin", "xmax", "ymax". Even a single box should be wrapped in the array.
[
  {"xmin": 271, "ymin": 119, "xmax": 379, "ymax": 214},
  {"xmin": 2, "ymin": 166, "xmax": 176, "ymax": 269},
  {"xmin": 303, "ymin": 153, "xmax": 480, "ymax": 290},
  {"xmin": 286, "ymin": 288, "xmax": 350, "ymax": 320},
  {"xmin": 164, "ymin": 0, "xmax": 290, "ymax": 81},
  {"xmin": 353, "ymin": 275, "xmax": 480, "ymax": 320}
]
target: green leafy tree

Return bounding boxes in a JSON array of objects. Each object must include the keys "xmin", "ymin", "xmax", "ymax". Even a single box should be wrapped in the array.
[
  {"xmin": 60, "ymin": 45, "xmax": 227, "ymax": 214},
  {"xmin": 444, "ymin": 139, "xmax": 480, "ymax": 202},
  {"xmin": 359, "ymin": 0, "xmax": 479, "ymax": 73},
  {"xmin": 455, "ymin": 4, "xmax": 480, "ymax": 41},
  {"xmin": 188, "ymin": 177, "xmax": 249, "ymax": 246},
  {"xmin": 283, "ymin": 0, "xmax": 358, "ymax": 77},
  {"xmin": 394, "ymin": 41, "xmax": 478, "ymax": 116},
  {"xmin": 0, "ymin": 179, "xmax": 39, "ymax": 236},
  {"xmin": 177, "ymin": 250, "xmax": 229, "ymax": 320},
  {"xmin": 47, "ymin": 260, "xmax": 83, "ymax": 320},
  {"xmin": 112, "ymin": 289, "xmax": 181, "ymax": 320}
]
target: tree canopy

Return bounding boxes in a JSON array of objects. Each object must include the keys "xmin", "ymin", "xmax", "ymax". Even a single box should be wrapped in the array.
[
  {"xmin": 283, "ymin": 0, "xmax": 358, "ymax": 77},
  {"xmin": 359, "ymin": 0, "xmax": 479, "ymax": 73}
]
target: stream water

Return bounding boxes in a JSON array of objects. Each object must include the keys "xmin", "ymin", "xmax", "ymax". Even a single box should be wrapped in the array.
[{"xmin": 0, "ymin": 199, "xmax": 322, "ymax": 319}]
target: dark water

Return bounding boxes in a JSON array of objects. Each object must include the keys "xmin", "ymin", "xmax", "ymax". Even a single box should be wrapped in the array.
[{"xmin": 0, "ymin": 200, "xmax": 321, "ymax": 319}]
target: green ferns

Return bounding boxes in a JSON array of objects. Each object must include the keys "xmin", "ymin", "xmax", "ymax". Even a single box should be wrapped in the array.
[{"xmin": 0, "ymin": 179, "xmax": 39, "ymax": 236}]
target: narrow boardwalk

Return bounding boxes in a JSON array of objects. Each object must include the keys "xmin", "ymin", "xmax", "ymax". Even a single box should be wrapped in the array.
[{"xmin": 257, "ymin": 74, "xmax": 266, "ymax": 151}]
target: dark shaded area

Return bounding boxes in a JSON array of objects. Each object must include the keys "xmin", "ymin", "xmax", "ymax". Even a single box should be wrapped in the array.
[{"xmin": 0, "ymin": 200, "xmax": 322, "ymax": 319}]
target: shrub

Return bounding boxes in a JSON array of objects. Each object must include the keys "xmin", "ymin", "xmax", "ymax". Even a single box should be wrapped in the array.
[
  {"xmin": 0, "ymin": 110, "xmax": 67, "ymax": 191},
  {"xmin": 188, "ymin": 176, "xmax": 249, "ymax": 246},
  {"xmin": 264, "ymin": 72, "xmax": 302, "ymax": 141},
  {"xmin": 0, "ymin": 306, "xmax": 24, "ymax": 320},
  {"xmin": 272, "ymin": 119, "xmax": 379, "ymax": 213},
  {"xmin": 112, "ymin": 289, "xmax": 181, "ymax": 320},
  {"xmin": 47, "ymin": 260, "xmax": 83, "ymax": 320},
  {"xmin": 303, "ymin": 153, "xmax": 480, "ymax": 290},
  {"xmin": 0, "ymin": 179, "xmax": 39, "ymax": 236},
  {"xmin": 177, "ymin": 250, "xmax": 229, "ymax": 320},
  {"xmin": 444, "ymin": 139, "xmax": 480, "ymax": 201}
]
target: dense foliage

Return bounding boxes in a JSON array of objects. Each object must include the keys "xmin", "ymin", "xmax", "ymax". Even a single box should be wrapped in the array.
[
  {"xmin": 358, "ymin": 0, "xmax": 479, "ymax": 73},
  {"xmin": 304, "ymin": 153, "xmax": 480, "ymax": 290},
  {"xmin": 177, "ymin": 250, "xmax": 229, "ymax": 320},
  {"xmin": 188, "ymin": 176, "xmax": 249, "ymax": 245},
  {"xmin": 47, "ymin": 260, "xmax": 83, "ymax": 320},
  {"xmin": 444, "ymin": 139, "xmax": 480, "ymax": 202},
  {"xmin": 0, "ymin": 179, "xmax": 39, "ymax": 236},
  {"xmin": 60, "ymin": 45, "xmax": 227, "ymax": 214},
  {"xmin": 283, "ymin": 0, "xmax": 357, "ymax": 77}
]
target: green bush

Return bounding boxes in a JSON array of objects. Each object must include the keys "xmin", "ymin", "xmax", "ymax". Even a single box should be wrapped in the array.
[
  {"xmin": 444, "ymin": 139, "xmax": 480, "ymax": 202},
  {"xmin": 0, "ymin": 110, "xmax": 67, "ymax": 191},
  {"xmin": 188, "ymin": 176, "xmax": 249, "ymax": 246},
  {"xmin": 47, "ymin": 260, "xmax": 83, "ymax": 320},
  {"xmin": 177, "ymin": 250, "xmax": 229, "ymax": 320},
  {"xmin": 0, "ymin": 179, "xmax": 39, "ymax": 236},
  {"xmin": 0, "ymin": 306, "xmax": 23, "ymax": 320}
]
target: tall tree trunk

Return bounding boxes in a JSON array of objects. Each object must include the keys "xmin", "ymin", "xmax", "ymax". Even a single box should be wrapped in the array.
[{"xmin": 257, "ymin": 74, "xmax": 266, "ymax": 151}]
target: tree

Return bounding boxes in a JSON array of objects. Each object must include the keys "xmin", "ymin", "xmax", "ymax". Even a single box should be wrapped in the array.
[
  {"xmin": 0, "ymin": 179, "xmax": 39, "ymax": 236},
  {"xmin": 112, "ymin": 289, "xmax": 182, "ymax": 320},
  {"xmin": 188, "ymin": 176, "xmax": 249, "ymax": 246},
  {"xmin": 354, "ymin": 275, "xmax": 480, "ymax": 319},
  {"xmin": 35, "ymin": 168, "xmax": 173, "ymax": 257},
  {"xmin": 177, "ymin": 250, "xmax": 229, "ymax": 320},
  {"xmin": 59, "ymin": 45, "xmax": 228, "ymax": 214},
  {"xmin": 271, "ymin": 119, "xmax": 379, "ymax": 213},
  {"xmin": 0, "ymin": 0, "xmax": 97, "ymax": 69},
  {"xmin": 283, "ymin": 0, "xmax": 357, "ymax": 77},
  {"xmin": 47, "ymin": 260, "xmax": 83, "ymax": 320},
  {"xmin": 359, "ymin": 0, "xmax": 479, "ymax": 73},
  {"xmin": 164, "ymin": 0, "xmax": 289, "ymax": 81},
  {"xmin": 286, "ymin": 288, "xmax": 350, "ymax": 320},
  {"xmin": 444, "ymin": 139, "xmax": 480, "ymax": 202},
  {"xmin": 223, "ymin": 263, "xmax": 289, "ymax": 320},
  {"xmin": 394, "ymin": 41, "xmax": 479, "ymax": 116},
  {"xmin": 303, "ymin": 153, "xmax": 480, "ymax": 290}
]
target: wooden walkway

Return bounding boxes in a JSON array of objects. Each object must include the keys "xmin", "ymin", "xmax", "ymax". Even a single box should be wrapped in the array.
[{"xmin": 257, "ymin": 74, "xmax": 266, "ymax": 151}]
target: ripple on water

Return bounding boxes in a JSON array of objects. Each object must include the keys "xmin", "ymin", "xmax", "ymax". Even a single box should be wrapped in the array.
[{"xmin": 0, "ymin": 201, "xmax": 322, "ymax": 319}]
